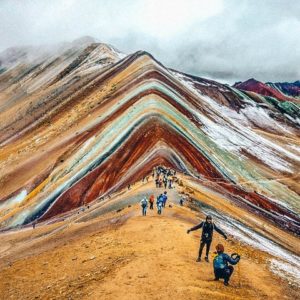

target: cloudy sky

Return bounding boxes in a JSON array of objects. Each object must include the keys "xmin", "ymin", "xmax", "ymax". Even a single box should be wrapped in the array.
[{"xmin": 0, "ymin": 0, "xmax": 299, "ymax": 83}]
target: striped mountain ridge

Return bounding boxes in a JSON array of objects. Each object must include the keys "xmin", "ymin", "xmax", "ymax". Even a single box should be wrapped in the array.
[
  {"xmin": 233, "ymin": 78, "xmax": 300, "ymax": 103},
  {"xmin": 0, "ymin": 42, "xmax": 299, "ymax": 234}
]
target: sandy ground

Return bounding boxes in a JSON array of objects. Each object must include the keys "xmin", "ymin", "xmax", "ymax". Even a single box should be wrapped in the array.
[{"xmin": 0, "ymin": 182, "xmax": 299, "ymax": 300}]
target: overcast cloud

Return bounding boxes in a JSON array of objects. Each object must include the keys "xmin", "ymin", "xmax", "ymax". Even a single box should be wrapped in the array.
[{"xmin": 0, "ymin": 0, "xmax": 299, "ymax": 83}]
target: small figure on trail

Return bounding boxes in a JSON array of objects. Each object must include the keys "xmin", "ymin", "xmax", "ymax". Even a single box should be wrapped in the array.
[
  {"xmin": 187, "ymin": 215, "xmax": 227, "ymax": 262},
  {"xmin": 213, "ymin": 244, "xmax": 240, "ymax": 286},
  {"xmin": 32, "ymin": 220, "xmax": 37, "ymax": 229},
  {"xmin": 128, "ymin": 184, "xmax": 131, "ymax": 190},
  {"xmin": 157, "ymin": 194, "xmax": 164, "ymax": 215},
  {"xmin": 168, "ymin": 179, "xmax": 173, "ymax": 189},
  {"xmin": 146, "ymin": 176, "xmax": 149, "ymax": 183},
  {"xmin": 140, "ymin": 197, "xmax": 148, "ymax": 216},
  {"xmin": 163, "ymin": 176, "xmax": 168, "ymax": 189},
  {"xmin": 159, "ymin": 178, "xmax": 163, "ymax": 188},
  {"xmin": 155, "ymin": 178, "xmax": 159, "ymax": 188},
  {"xmin": 162, "ymin": 191, "xmax": 168, "ymax": 208},
  {"xmin": 179, "ymin": 197, "xmax": 184, "ymax": 206},
  {"xmin": 149, "ymin": 194, "xmax": 155, "ymax": 210}
]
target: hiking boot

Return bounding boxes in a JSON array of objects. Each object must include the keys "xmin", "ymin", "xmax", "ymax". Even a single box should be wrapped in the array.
[
  {"xmin": 196, "ymin": 257, "xmax": 201, "ymax": 262},
  {"xmin": 224, "ymin": 281, "xmax": 229, "ymax": 286},
  {"xmin": 205, "ymin": 257, "xmax": 209, "ymax": 262}
]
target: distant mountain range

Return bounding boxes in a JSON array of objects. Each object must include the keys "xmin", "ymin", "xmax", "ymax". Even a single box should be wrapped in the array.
[{"xmin": 233, "ymin": 78, "xmax": 300, "ymax": 102}]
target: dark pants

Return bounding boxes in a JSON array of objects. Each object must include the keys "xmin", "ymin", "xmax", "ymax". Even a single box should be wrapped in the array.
[
  {"xmin": 198, "ymin": 240, "xmax": 211, "ymax": 258},
  {"xmin": 150, "ymin": 202, "xmax": 154, "ymax": 209},
  {"xmin": 142, "ymin": 206, "xmax": 147, "ymax": 216},
  {"xmin": 214, "ymin": 266, "xmax": 234, "ymax": 283}
]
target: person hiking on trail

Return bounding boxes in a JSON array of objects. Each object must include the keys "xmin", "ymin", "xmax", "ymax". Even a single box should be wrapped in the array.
[
  {"xmin": 187, "ymin": 215, "xmax": 227, "ymax": 262},
  {"xmin": 168, "ymin": 178, "xmax": 173, "ymax": 189},
  {"xmin": 157, "ymin": 194, "xmax": 164, "ymax": 215},
  {"xmin": 162, "ymin": 191, "xmax": 168, "ymax": 207},
  {"xmin": 155, "ymin": 178, "xmax": 159, "ymax": 188},
  {"xmin": 32, "ymin": 220, "xmax": 37, "ymax": 229},
  {"xmin": 140, "ymin": 197, "xmax": 148, "ymax": 216},
  {"xmin": 179, "ymin": 197, "xmax": 184, "ymax": 206},
  {"xmin": 163, "ymin": 177, "xmax": 168, "ymax": 189},
  {"xmin": 149, "ymin": 194, "xmax": 155, "ymax": 210},
  {"xmin": 213, "ymin": 244, "xmax": 240, "ymax": 286}
]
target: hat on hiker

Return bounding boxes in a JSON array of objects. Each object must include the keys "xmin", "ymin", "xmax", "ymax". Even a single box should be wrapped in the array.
[{"xmin": 216, "ymin": 244, "xmax": 224, "ymax": 253}]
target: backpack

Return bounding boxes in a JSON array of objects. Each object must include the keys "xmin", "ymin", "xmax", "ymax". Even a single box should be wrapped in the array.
[
  {"xmin": 141, "ymin": 199, "xmax": 147, "ymax": 208},
  {"xmin": 213, "ymin": 253, "xmax": 226, "ymax": 269}
]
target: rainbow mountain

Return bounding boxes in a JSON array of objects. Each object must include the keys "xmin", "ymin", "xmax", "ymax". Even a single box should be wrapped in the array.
[{"xmin": 0, "ymin": 38, "xmax": 299, "ymax": 235}]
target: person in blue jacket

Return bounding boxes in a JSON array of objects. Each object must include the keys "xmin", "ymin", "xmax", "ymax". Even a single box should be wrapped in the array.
[
  {"xmin": 213, "ymin": 244, "xmax": 240, "ymax": 286},
  {"xmin": 157, "ymin": 194, "xmax": 164, "ymax": 215},
  {"xmin": 187, "ymin": 215, "xmax": 227, "ymax": 262},
  {"xmin": 162, "ymin": 191, "xmax": 168, "ymax": 207}
]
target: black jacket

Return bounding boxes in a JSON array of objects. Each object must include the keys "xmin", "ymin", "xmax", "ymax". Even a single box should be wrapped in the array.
[{"xmin": 190, "ymin": 221, "xmax": 226, "ymax": 242}]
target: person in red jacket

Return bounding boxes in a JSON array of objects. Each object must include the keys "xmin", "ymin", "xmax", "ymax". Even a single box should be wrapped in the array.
[{"xmin": 149, "ymin": 194, "xmax": 155, "ymax": 210}]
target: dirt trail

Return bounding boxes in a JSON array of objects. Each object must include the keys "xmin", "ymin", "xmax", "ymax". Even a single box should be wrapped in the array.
[{"xmin": 0, "ymin": 182, "xmax": 299, "ymax": 299}]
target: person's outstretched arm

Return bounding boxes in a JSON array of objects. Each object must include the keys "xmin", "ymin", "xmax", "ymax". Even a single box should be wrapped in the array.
[
  {"xmin": 224, "ymin": 254, "xmax": 240, "ymax": 265},
  {"xmin": 213, "ymin": 223, "xmax": 227, "ymax": 239},
  {"xmin": 187, "ymin": 222, "xmax": 203, "ymax": 233}
]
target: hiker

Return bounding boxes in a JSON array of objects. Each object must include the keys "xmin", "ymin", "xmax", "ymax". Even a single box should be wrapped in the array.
[
  {"xmin": 155, "ymin": 178, "xmax": 159, "ymax": 188},
  {"xmin": 128, "ymin": 184, "xmax": 131, "ymax": 190},
  {"xmin": 179, "ymin": 197, "xmax": 184, "ymax": 206},
  {"xmin": 187, "ymin": 215, "xmax": 227, "ymax": 262},
  {"xmin": 149, "ymin": 194, "xmax": 155, "ymax": 209},
  {"xmin": 162, "ymin": 191, "xmax": 168, "ymax": 207},
  {"xmin": 159, "ymin": 178, "xmax": 163, "ymax": 188},
  {"xmin": 168, "ymin": 178, "xmax": 173, "ymax": 189},
  {"xmin": 32, "ymin": 220, "xmax": 37, "ymax": 229},
  {"xmin": 140, "ymin": 197, "xmax": 148, "ymax": 216},
  {"xmin": 157, "ymin": 194, "xmax": 163, "ymax": 215},
  {"xmin": 213, "ymin": 244, "xmax": 240, "ymax": 286},
  {"xmin": 163, "ymin": 177, "xmax": 168, "ymax": 189}
]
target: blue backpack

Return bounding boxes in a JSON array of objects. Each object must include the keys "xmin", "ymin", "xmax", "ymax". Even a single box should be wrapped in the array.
[{"xmin": 213, "ymin": 253, "xmax": 227, "ymax": 269}]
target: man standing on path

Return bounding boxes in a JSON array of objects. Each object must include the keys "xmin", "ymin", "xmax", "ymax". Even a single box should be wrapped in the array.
[
  {"xmin": 140, "ymin": 197, "xmax": 148, "ymax": 216},
  {"xmin": 162, "ymin": 191, "xmax": 168, "ymax": 207},
  {"xmin": 157, "ymin": 194, "xmax": 163, "ymax": 215},
  {"xmin": 187, "ymin": 215, "xmax": 227, "ymax": 262}
]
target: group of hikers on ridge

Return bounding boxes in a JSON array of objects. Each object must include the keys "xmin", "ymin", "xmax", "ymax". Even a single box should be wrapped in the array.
[
  {"xmin": 140, "ymin": 191, "xmax": 168, "ymax": 216},
  {"xmin": 153, "ymin": 166, "xmax": 176, "ymax": 189},
  {"xmin": 187, "ymin": 215, "xmax": 241, "ymax": 286}
]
